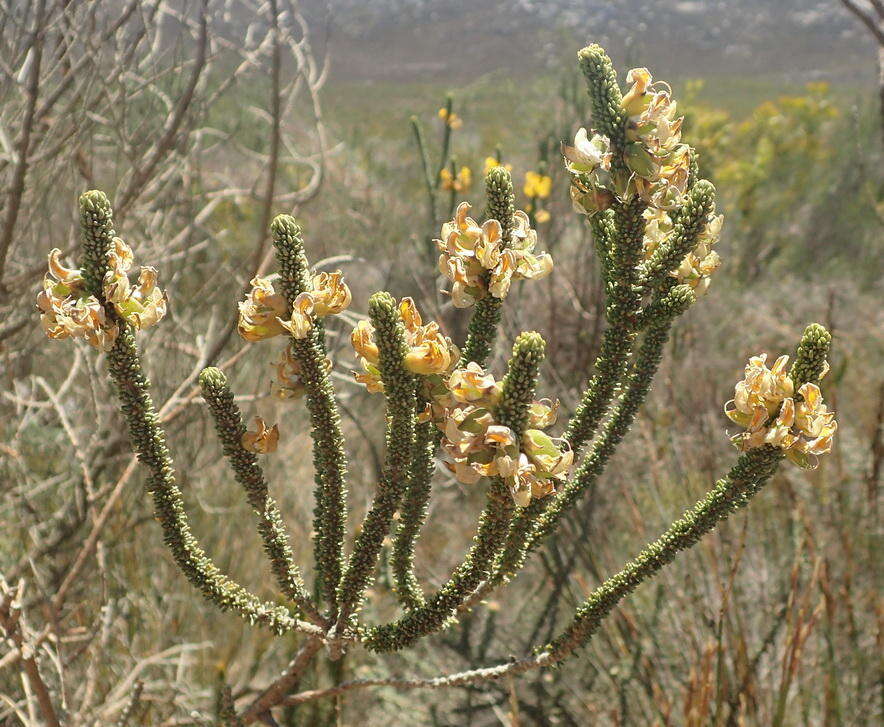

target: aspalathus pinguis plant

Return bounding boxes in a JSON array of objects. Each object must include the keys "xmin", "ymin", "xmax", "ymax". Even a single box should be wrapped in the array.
[{"xmin": 34, "ymin": 44, "xmax": 838, "ymax": 722}]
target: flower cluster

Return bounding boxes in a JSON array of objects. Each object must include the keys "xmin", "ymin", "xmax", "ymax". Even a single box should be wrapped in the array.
[
  {"xmin": 351, "ymin": 297, "xmax": 459, "ymax": 392},
  {"xmin": 622, "ymin": 68, "xmax": 690, "ymax": 210},
  {"xmin": 103, "ymin": 238, "xmax": 168, "ymax": 329},
  {"xmin": 671, "ymin": 211, "xmax": 723, "ymax": 295},
  {"xmin": 37, "ymin": 241, "xmax": 167, "ymax": 350},
  {"xmin": 439, "ymin": 166, "xmax": 472, "ymax": 192},
  {"xmin": 567, "ymin": 67, "xmax": 691, "ymax": 214},
  {"xmin": 725, "ymin": 354, "xmax": 837, "ymax": 468},
  {"xmin": 642, "ymin": 206, "xmax": 724, "ymax": 296},
  {"xmin": 238, "ymin": 271, "xmax": 351, "ymax": 343},
  {"xmin": 436, "ymin": 202, "xmax": 553, "ymax": 308},
  {"xmin": 427, "ymin": 362, "xmax": 570, "ymax": 506}
]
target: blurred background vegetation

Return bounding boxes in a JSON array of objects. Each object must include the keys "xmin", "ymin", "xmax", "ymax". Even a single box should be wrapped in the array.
[{"xmin": 1, "ymin": 0, "xmax": 881, "ymax": 724}]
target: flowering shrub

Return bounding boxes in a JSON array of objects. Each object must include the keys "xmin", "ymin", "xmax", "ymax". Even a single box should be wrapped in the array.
[{"xmin": 34, "ymin": 44, "xmax": 836, "ymax": 722}]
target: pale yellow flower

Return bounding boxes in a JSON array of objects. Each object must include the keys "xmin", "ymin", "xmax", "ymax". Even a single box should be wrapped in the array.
[
  {"xmin": 351, "ymin": 298, "xmax": 458, "ymax": 390},
  {"xmin": 242, "ymin": 416, "xmax": 279, "ymax": 454},
  {"xmin": 278, "ymin": 292, "xmax": 315, "ymax": 339},
  {"xmin": 237, "ymin": 277, "xmax": 288, "ymax": 342},
  {"xmin": 726, "ymin": 353, "xmax": 795, "ymax": 426},
  {"xmin": 641, "ymin": 208, "xmax": 673, "ymax": 260},
  {"xmin": 354, "ymin": 358, "xmax": 384, "ymax": 394},
  {"xmin": 673, "ymin": 249, "xmax": 721, "ymax": 296},
  {"xmin": 434, "ymin": 364, "xmax": 570, "ymax": 504},
  {"xmin": 437, "ymin": 205, "xmax": 552, "ymax": 303},
  {"xmin": 404, "ymin": 322, "xmax": 457, "ymax": 375},
  {"xmin": 271, "ymin": 346, "xmax": 329, "ymax": 400},
  {"xmin": 351, "ymin": 319, "xmax": 379, "ymax": 365},
  {"xmin": 621, "ymin": 67, "xmax": 653, "ymax": 116},
  {"xmin": 725, "ymin": 354, "xmax": 836, "ymax": 468},
  {"xmin": 522, "ymin": 429, "xmax": 573, "ymax": 480},
  {"xmin": 103, "ymin": 240, "xmax": 167, "ymax": 332},
  {"xmin": 562, "ymin": 128, "xmax": 612, "ymax": 174},
  {"xmin": 310, "ymin": 271, "xmax": 351, "ymax": 317},
  {"xmin": 570, "ymin": 182, "xmax": 613, "ymax": 216},
  {"xmin": 447, "ymin": 363, "xmax": 501, "ymax": 406},
  {"xmin": 36, "ymin": 248, "xmax": 119, "ymax": 350},
  {"xmin": 240, "ymin": 269, "xmax": 350, "ymax": 343},
  {"xmin": 534, "ymin": 209, "xmax": 551, "ymax": 224},
  {"xmin": 527, "ymin": 398, "xmax": 559, "ymax": 429}
]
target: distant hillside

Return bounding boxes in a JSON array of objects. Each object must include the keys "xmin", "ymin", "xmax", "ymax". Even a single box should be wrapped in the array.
[{"xmin": 305, "ymin": 0, "xmax": 876, "ymax": 85}]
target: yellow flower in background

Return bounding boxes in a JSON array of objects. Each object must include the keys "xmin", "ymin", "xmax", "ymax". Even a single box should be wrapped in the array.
[
  {"xmin": 458, "ymin": 166, "xmax": 472, "ymax": 190},
  {"xmin": 483, "ymin": 156, "xmax": 512, "ymax": 176},
  {"xmin": 439, "ymin": 166, "xmax": 472, "ymax": 192},
  {"xmin": 437, "ymin": 107, "xmax": 463, "ymax": 129},
  {"xmin": 523, "ymin": 171, "xmax": 552, "ymax": 199},
  {"xmin": 534, "ymin": 209, "xmax": 551, "ymax": 224},
  {"xmin": 242, "ymin": 416, "xmax": 279, "ymax": 454}
]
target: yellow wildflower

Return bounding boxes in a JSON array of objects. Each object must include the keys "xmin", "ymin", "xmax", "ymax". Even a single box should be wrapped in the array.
[
  {"xmin": 440, "ymin": 166, "xmax": 472, "ymax": 192},
  {"xmin": 534, "ymin": 209, "xmax": 551, "ymax": 224},
  {"xmin": 483, "ymin": 156, "xmax": 512, "ymax": 176},
  {"xmin": 523, "ymin": 171, "xmax": 552, "ymax": 200},
  {"xmin": 438, "ymin": 107, "xmax": 463, "ymax": 129}
]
